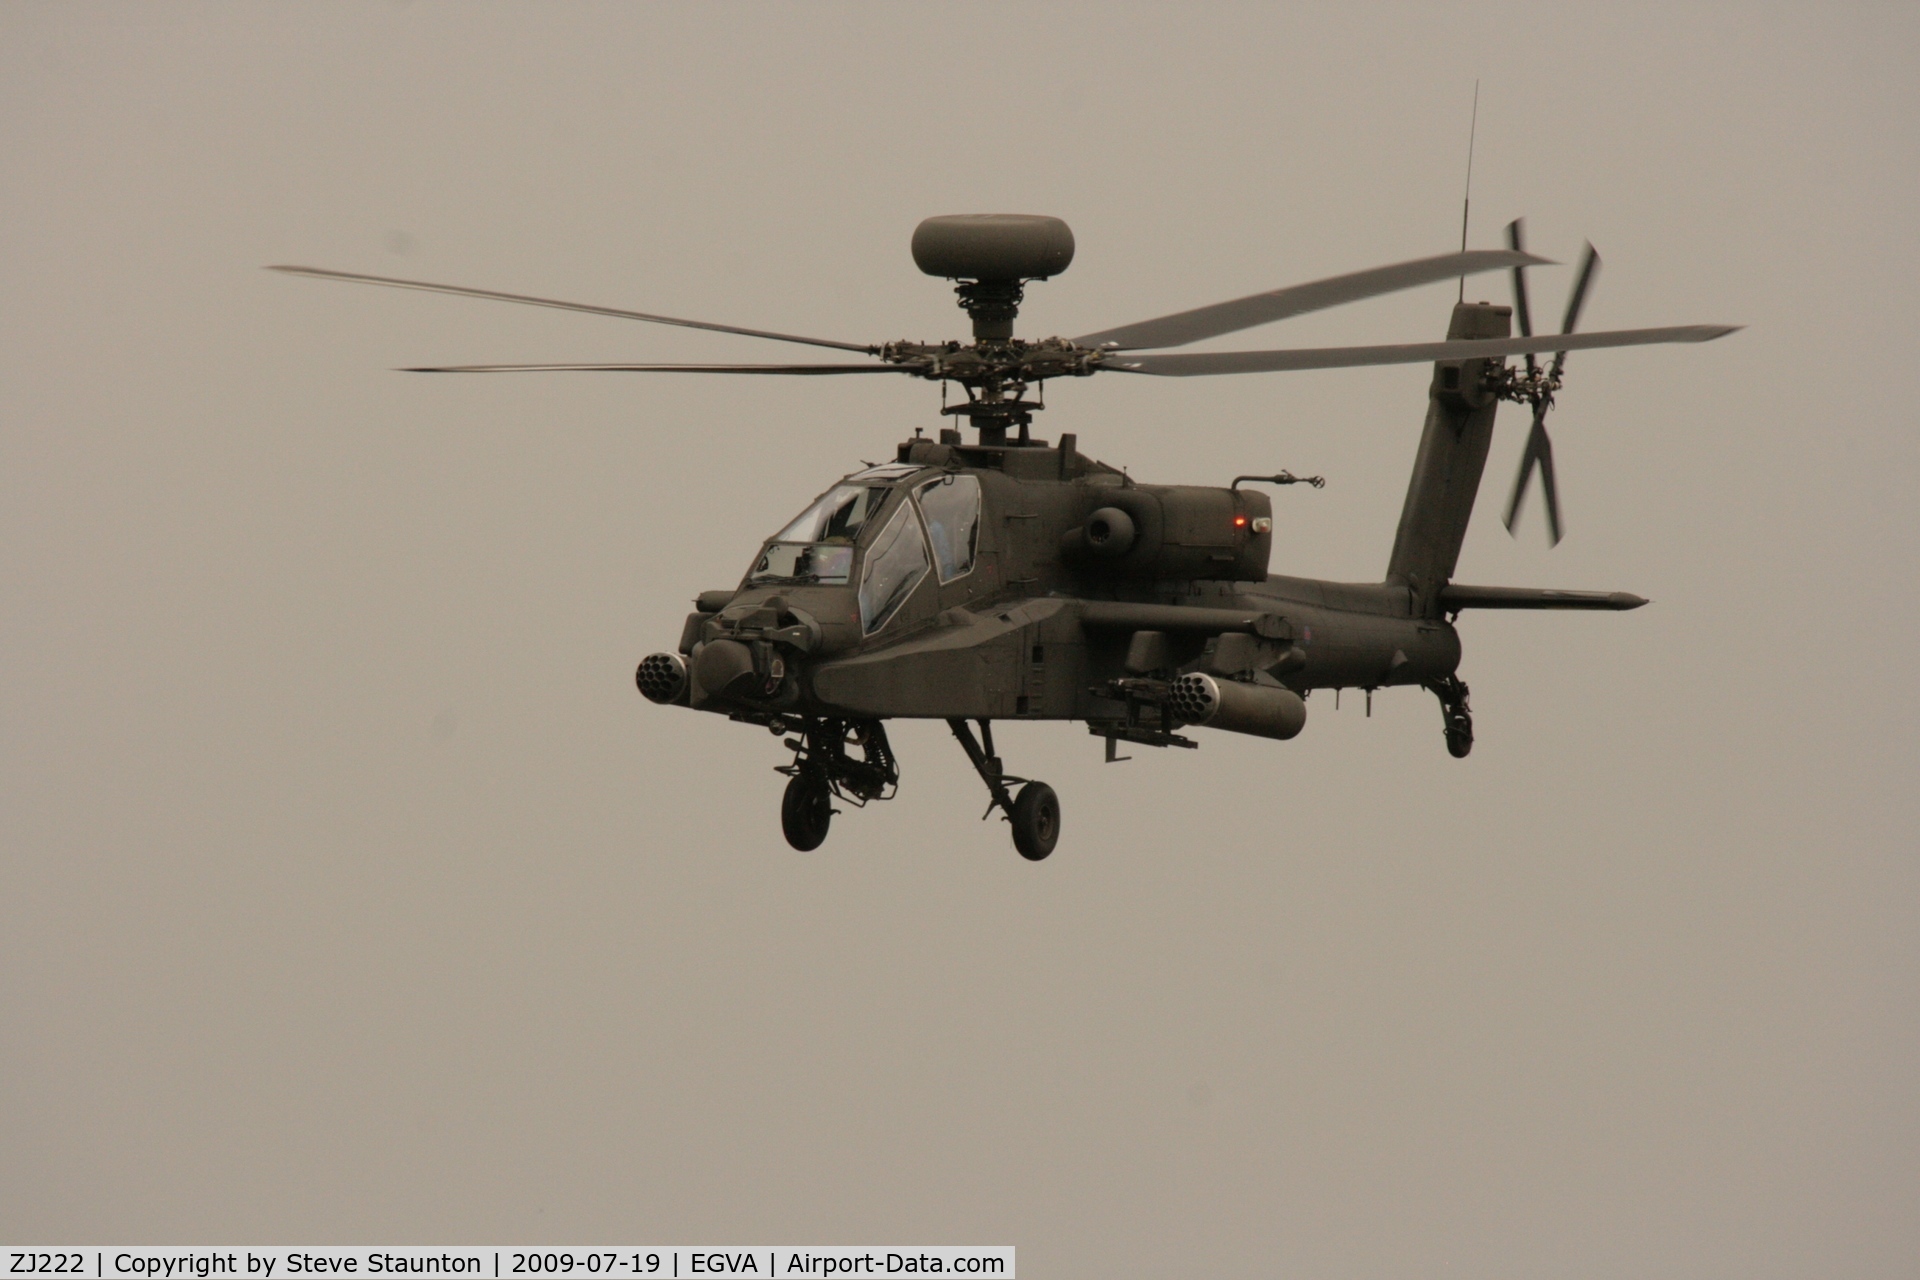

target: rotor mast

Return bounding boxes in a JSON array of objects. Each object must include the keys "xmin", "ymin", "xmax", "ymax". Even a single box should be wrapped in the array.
[{"xmin": 951, "ymin": 276, "xmax": 1032, "ymax": 445}]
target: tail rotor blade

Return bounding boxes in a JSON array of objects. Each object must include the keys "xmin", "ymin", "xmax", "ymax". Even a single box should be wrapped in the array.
[
  {"xmin": 1504, "ymin": 237, "xmax": 1592, "ymax": 545},
  {"xmin": 1505, "ymin": 409, "xmax": 1563, "ymax": 541},
  {"xmin": 1551, "ymin": 242, "xmax": 1601, "ymax": 379},
  {"xmin": 1560, "ymin": 242, "xmax": 1600, "ymax": 333},
  {"xmin": 1504, "ymin": 417, "xmax": 1539, "ymax": 533},
  {"xmin": 1505, "ymin": 219, "xmax": 1538, "ymax": 377},
  {"xmin": 1537, "ymin": 426, "xmax": 1564, "ymax": 546}
]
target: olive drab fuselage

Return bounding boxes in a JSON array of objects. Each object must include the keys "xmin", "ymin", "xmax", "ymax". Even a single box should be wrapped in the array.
[
  {"xmin": 678, "ymin": 431, "xmax": 1459, "ymax": 731},
  {"xmin": 627, "ymin": 297, "xmax": 1658, "ymax": 855}
]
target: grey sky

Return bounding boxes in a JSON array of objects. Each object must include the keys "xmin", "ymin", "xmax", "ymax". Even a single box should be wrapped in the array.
[{"xmin": 3, "ymin": 4, "xmax": 1916, "ymax": 1276}]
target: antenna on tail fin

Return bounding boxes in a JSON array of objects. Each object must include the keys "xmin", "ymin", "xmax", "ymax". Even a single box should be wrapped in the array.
[{"xmin": 1458, "ymin": 81, "xmax": 1479, "ymax": 303}]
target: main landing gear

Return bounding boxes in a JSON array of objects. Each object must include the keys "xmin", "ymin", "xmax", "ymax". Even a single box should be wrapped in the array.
[
  {"xmin": 948, "ymin": 718, "xmax": 1060, "ymax": 860},
  {"xmin": 781, "ymin": 772, "xmax": 833, "ymax": 851},
  {"xmin": 1425, "ymin": 675, "xmax": 1475, "ymax": 758},
  {"xmin": 774, "ymin": 717, "xmax": 898, "ymax": 851},
  {"xmin": 770, "ymin": 716, "xmax": 1059, "ymax": 859}
]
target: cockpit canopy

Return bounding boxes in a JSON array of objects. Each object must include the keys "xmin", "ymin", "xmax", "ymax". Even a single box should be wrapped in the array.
[
  {"xmin": 751, "ymin": 482, "xmax": 890, "ymax": 585},
  {"xmin": 747, "ymin": 464, "xmax": 982, "ymax": 635},
  {"xmin": 917, "ymin": 472, "xmax": 981, "ymax": 583}
]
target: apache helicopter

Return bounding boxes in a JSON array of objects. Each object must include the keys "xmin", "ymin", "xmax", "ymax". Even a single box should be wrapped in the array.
[{"xmin": 273, "ymin": 214, "xmax": 1734, "ymax": 859}]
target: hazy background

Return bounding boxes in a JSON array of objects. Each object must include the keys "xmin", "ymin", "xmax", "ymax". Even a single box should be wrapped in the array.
[{"xmin": 4, "ymin": 3, "xmax": 1915, "ymax": 1274}]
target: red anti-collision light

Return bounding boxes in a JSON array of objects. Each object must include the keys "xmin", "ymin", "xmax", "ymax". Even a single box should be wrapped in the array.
[{"xmin": 1233, "ymin": 515, "xmax": 1248, "ymax": 527}]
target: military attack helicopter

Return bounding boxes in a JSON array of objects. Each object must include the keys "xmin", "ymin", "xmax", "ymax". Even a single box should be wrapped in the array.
[{"xmin": 274, "ymin": 214, "xmax": 1734, "ymax": 859}]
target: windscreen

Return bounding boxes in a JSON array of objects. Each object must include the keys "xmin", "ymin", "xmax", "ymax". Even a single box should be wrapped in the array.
[{"xmin": 748, "ymin": 483, "xmax": 892, "ymax": 585}]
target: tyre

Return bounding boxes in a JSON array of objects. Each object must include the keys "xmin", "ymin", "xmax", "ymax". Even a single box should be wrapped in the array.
[
  {"xmin": 1010, "ymin": 781, "xmax": 1061, "ymax": 861},
  {"xmin": 781, "ymin": 772, "xmax": 833, "ymax": 850},
  {"xmin": 1445, "ymin": 722, "xmax": 1473, "ymax": 759}
]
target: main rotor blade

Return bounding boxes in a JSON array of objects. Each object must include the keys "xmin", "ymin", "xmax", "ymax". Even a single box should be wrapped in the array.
[
  {"xmin": 399, "ymin": 361, "xmax": 914, "ymax": 374},
  {"xmin": 1071, "ymin": 248, "xmax": 1550, "ymax": 352},
  {"xmin": 1102, "ymin": 324, "xmax": 1739, "ymax": 376},
  {"xmin": 1549, "ymin": 243, "xmax": 1601, "ymax": 380},
  {"xmin": 267, "ymin": 265, "xmax": 877, "ymax": 354},
  {"xmin": 1504, "ymin": 411, "xmax": 1564, "ymax": 545},
  {"xmin": 1505, "ymin": 219, "xmax": 1538, "ymax": 377}
]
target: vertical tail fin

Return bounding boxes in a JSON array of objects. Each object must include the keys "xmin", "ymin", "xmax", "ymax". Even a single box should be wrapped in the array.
[{"xmin": 1386, "ymin": 301, "xmax": 1511, "ymax": 614}]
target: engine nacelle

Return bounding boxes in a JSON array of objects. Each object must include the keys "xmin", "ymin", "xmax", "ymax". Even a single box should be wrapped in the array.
[
  {"xmin": 1168, "ymin": 673, "xmax": 1307, "ymax": 741},
  {"xmin": 1084, "ymin": 506, "xmax": 1135, "ymax": 557},
  {"xmin": 1062, "ymin": 505, "xmax": 1138, "ymax": 560},
  {"xmin": 1066, "ymin": 486, "xmax": 1272, "ymax": 581}
]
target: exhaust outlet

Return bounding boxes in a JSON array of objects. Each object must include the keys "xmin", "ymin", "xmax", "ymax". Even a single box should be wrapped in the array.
[{"xmin": 1169, "ymin": 672, "xmax": 1306, "ymax": 741}]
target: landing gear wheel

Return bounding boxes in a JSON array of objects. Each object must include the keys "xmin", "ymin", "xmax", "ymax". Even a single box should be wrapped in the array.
[
  {"xmin": 1427, "ymin": 676, "xmax": 1474, "ymax": 760},
  {"xmin": 781, "ymin": 772, "xmax": 833, "ymax": 851},
  {"xmin": 1010, "ymin": 781, "xmax": 1061, "ymax": 861}
]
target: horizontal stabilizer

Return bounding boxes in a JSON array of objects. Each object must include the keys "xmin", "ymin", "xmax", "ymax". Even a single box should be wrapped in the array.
[{"xmin": 1440, "ymin": 585, "xmax": 1648, "ymax": 611}]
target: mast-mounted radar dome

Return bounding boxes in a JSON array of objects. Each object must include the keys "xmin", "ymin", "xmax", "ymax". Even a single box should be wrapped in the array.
[
  {"xmin": 912, "ymin": 215, "xmax": 1074, "ymax": 345},
  {"xmin": 911, "ymin": 215, "xmax": 1075, "ymax": 281}
]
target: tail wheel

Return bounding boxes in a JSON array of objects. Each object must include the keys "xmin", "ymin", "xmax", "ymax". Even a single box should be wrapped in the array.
[
  {"xmin": 781, "ymin": 772, "xmax": 833, "ymax": 851},
  {"xmin": 1010, "ymin": 781, "xmax": 1061, "ymax": 861},
  {"xmin": 1427, "ymin": 677, "xmax": 1474, "ymax": 760}
]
